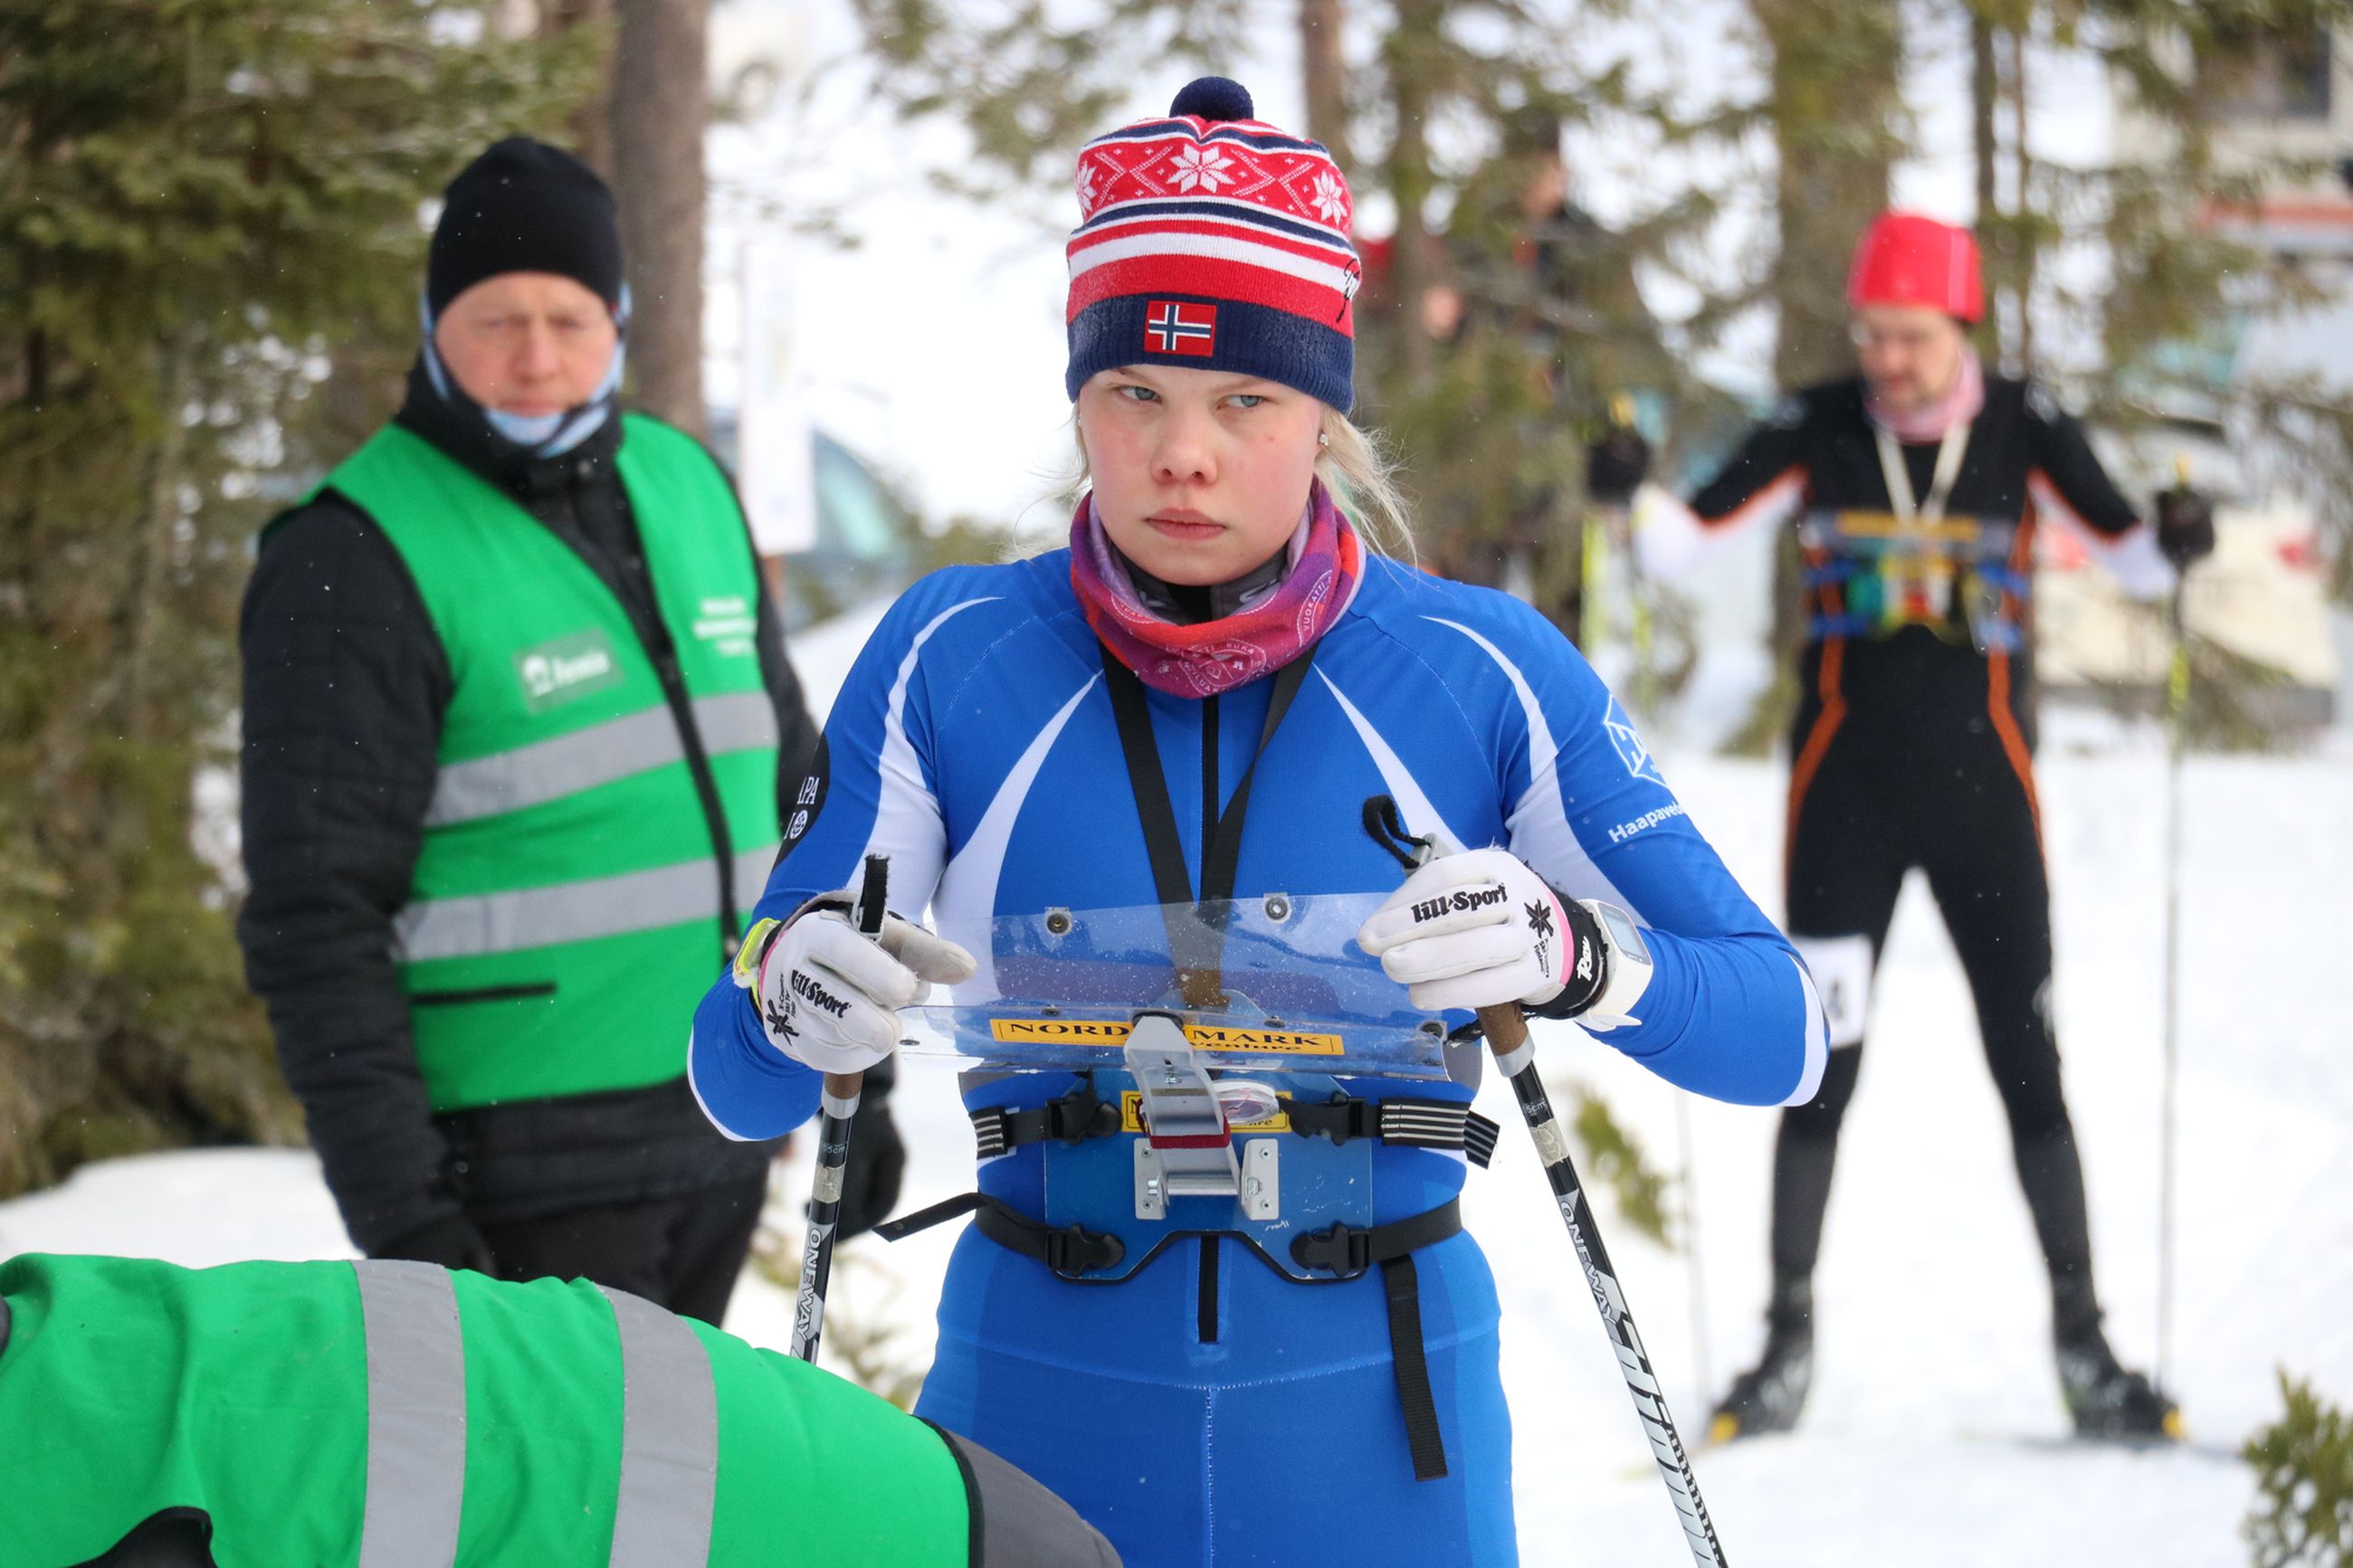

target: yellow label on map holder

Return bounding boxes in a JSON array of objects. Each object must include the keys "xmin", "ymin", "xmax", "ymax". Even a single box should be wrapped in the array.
[
  {"xmin": 986, "ymin": 1017, "xmax": 1346, "ymax": 1057},
  {"xmin": 1118, "ymin": 1090, "xmax": 1293, "ymax": 1135}
]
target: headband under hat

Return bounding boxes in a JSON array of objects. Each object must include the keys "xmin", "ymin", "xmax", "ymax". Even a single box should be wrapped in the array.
[{"xmin": 1064, "ymin": 76, "xmax": 1362, "ymax": 411}]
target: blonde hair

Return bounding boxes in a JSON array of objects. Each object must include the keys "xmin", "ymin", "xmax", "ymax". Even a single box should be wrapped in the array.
[
  {"xmin": 1063, "ymin": 401, "xmax": 1418, "ymax": 565},
  {"xmin": 1315, "ymin": 406, "xmax": 1416, "ymax": 565}
]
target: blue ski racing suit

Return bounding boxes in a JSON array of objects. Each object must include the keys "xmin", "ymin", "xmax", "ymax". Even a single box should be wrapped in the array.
[{"xmin": 691, "ymin": 549, "xmax": 1825, "ymax": 1565}]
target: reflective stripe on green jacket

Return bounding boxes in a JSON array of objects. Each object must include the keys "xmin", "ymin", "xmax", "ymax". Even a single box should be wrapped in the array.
[
  {"xmin": 0, "ymin": 1253, "xmax": 976, "ymax": 1566},
  {"xmin": 322, "ymin": 413, "xmax": 781, "ymax": 1110}
]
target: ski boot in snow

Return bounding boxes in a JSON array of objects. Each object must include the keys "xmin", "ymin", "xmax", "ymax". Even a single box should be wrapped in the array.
[
  {"xmin": 1709, "ymin": 1278, "xmax": 1813, "ymax": 1442},
  {"xmin": 2056, "ymin": 1326, "xmax": 2181, "ymax": 1441}
]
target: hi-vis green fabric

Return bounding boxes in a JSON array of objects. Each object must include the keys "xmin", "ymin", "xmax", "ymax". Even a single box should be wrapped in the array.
[
  {"xmin": 0, "ymin": 1253, "xmax": 970, "ymax": 1567},
  {"xmin": 322, "ymin": 415, "xmax": 780, "ymax": 1110}
]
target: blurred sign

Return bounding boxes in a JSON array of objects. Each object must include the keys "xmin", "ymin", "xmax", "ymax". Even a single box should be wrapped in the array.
[{"xmin": 738, "ymin": 235, "xmax": 816, "ymax": 556}]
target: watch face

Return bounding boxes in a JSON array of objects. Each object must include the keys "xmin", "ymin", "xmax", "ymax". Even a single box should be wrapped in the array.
[{"xmin": 1599, "ymin": 905, "xmax": 1651, "ymax": 965}]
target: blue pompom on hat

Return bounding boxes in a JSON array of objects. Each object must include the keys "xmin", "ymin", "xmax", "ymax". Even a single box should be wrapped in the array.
[{"xmin": 1168, "ymin": 75, "xmax": 1255, "ymax": 121}]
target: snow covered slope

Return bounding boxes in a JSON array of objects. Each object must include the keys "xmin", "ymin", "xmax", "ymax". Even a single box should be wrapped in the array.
[{"xmin": 6, "ymin": 728, "xmax": 2346, "ymax": 1567}]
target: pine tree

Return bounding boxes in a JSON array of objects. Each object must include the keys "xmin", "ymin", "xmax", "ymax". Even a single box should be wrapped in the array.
[
  {"xmin": 0, "ymin": 0, "xmax": 595, "ymax": 1198},
  {"xmin": 2245, "ymin": 1371, "xmax": 2353, "ymax": 1567}
]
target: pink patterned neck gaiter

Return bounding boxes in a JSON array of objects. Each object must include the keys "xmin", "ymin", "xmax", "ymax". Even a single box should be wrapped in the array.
[{"xmin": 1070, "ymin": 480, "xmax": 1366, "ymax": 698}]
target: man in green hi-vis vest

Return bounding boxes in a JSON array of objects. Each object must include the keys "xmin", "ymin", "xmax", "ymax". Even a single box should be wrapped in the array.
[
  {"xmin": 0, "ymin": 1252, "xmax": 1120, "ymax": 1567},
  {"xmin": 238, "ymin": 138, "xmax": 902, "ymax": 1325}
]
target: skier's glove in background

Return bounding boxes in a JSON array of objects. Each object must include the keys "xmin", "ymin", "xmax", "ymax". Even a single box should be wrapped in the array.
[
  {"xmin": 2154, "ymin": 485, "xmax": 2216, "ymax": 569},
  {"xmin": 1357, "ymin": 849, "xmax": 1606, "ymax": 1014},
  {"xmin": 827, "ymin": 1052, "xmax": 906, "ymax": 1240},
  {"xmin": 375, "ymin": 1212, "xmax": 498, "ymax": 1275},
  {"xmin": 1585, "ymin": 424, "xmax": 1652, "ymax": 506},
  {"xmin": 752, "ymin": 896, "xmax": 975, "ymax": 1074}
]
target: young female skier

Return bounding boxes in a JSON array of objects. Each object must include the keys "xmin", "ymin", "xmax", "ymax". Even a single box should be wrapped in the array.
[{"xmin": 691, "ymin": 76, "xmax": 1825, "ymax": 1566}]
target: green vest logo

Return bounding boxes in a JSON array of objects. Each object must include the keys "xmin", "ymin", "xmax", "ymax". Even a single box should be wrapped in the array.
[
  {"xmin": 515, "ymin": 629, "xmax": 625, "ymax": 714},
  {"xmin": 693, "ymin": 594, "xmax": 757, "ymax": 659}
]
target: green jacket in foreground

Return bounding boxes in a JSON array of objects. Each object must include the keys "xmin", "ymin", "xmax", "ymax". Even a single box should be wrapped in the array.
[{"xmin": 0, "ymin": 1253, "xmax": 1116, "ymax": 1568}]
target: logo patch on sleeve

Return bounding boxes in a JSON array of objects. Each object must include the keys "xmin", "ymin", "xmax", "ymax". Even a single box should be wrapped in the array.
[{"xmin": 1603, "ymin": 695, "xmax": 1666, "ymax": 784}]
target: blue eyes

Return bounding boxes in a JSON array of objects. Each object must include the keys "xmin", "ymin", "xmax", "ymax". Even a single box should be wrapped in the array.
[{"xmin": 1113, "ymin": 385, "xmax": 1267, "ymax": 410}]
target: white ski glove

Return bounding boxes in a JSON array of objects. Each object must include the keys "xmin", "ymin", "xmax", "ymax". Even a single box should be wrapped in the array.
[
  {"xmin": 739, "ymin": 896, "xmax": 976, "ymax": 1075},
  {"xmin": 1356, "ymin": 848, "xmax": 1605, "ymax": 1015}
]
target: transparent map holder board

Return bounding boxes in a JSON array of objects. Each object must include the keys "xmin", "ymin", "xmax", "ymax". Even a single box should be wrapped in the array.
[{"xmin": 897, "ymin": 895, "xmax": 1460, "ymax": 1220}]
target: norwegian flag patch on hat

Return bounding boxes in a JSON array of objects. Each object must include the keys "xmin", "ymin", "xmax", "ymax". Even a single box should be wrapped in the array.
[
  {"xmin": 1144, "ymin": 299, "xmax": 1218, "ymax": 356},
  {"xmin": 1065, "ymin": 76, "xmax": 1361, "ymax": 411}
]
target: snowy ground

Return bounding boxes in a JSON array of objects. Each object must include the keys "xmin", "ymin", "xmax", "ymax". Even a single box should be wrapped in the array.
[{"xmin": 6, "ymin": 667, "xmax": 2348, "ymax": 1564}]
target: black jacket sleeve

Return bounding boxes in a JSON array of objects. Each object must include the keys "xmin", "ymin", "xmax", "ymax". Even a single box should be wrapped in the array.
[
  {"xmin": 235, "ymin": 497, "xmax": 460, "ymax": 1254},
  {"xmin": 756, "ymin": 580, "xmax": 823, "ymax": 811},
  {"xmin": 1688, "ymin": 395, "xmax": 1813, "ymax": 525},
  {"xmin": 2022, "ymin": 380, "xmax": 2140, "ymax": 537}
]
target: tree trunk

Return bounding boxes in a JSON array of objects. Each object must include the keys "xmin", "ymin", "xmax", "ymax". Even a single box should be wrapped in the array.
[
  {"xmin": 540, "ymin": 0, "xmax": 616, "ymax": 175},
  {"xmin": 1754, "ymin": 0, "xmax": 1903, "ymax": 689},
  {"xmin": 2007, "ymin": 25, "xmax": 2035, "ymax": 374},
  {"xmin": 1383, "ymin": 0, "xmax": 1442, "ymax": 391},
  {"xmin": 1756, "ymin": 0, "xmax": 1902, "ymax": 388},
  {"xmin": 1972, "ymin": 7, "xmax": 2005, "ymax": 364},
  {"xmin": 607, "ymin": 0, "xmax": 709, "ymax": 437},
  {"xmin": 1300, "ymin": 0, "xmax": 1352, "ymax": 176}
]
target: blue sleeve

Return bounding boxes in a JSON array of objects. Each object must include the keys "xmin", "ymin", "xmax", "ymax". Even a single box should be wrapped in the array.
[
  {"xmin": 1455, "ymin": 602, "xmax": 1826, "ymax": 1107},
  {"xmin": 686, "ymin": 571, "xmax": 993, "ymax": 1141}
]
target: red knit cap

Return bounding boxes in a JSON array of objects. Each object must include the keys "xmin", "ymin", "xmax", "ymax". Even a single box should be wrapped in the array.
[
  {"xmin": 1847, "ymin": 212, "xmax": 1984, "ymax": 325},
  {"xmin": 1065, "ymin": 76, "xmax": 1362, "ymax": 411}
]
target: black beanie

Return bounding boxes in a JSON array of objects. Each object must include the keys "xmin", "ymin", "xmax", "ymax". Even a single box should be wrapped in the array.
[{"xmin": 426, "ymin": 138, "xmax": 624, "ymax": 316}]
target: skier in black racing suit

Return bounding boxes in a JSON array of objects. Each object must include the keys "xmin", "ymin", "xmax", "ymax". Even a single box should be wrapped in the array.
[{"xmin": 1585, "ymin": 211, "xmax": 2217, "ymax": 1441}]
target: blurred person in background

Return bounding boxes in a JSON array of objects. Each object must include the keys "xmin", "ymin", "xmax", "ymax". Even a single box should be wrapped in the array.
[
  {"xmin": 1594, "ymin": 210, "xmax": 2215, "ymax": 1442},
  {"xmin": 235, "ymin": 138, "xmax": 889, "ymax": 1325}
]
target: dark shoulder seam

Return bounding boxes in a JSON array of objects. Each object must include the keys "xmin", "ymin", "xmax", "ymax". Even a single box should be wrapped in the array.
[{"xmin": 919, "ymin": 1418, "xmax": 988, "ymax": 1567}]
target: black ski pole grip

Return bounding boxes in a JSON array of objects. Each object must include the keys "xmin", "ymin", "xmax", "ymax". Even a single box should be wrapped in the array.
[
  {"xmin": 792, "ymin": 855, "xmax": 890, "ymax": 1363},
  {"xmin": 855, "ymin": 853, "xmax": 889, "ymax": 936}
]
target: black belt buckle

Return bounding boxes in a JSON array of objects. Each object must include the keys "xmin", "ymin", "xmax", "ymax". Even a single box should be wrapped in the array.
[
  {"xmin": 1292, "ymin": 1093, "xmax": 1370, "ymax": 1147},
  {"xmin": 1043, "ymin": 1222, "xmax": 1125, "ymax": 1276},
  {"xmin": 1059, "ymin": 1088, "xmax": 1119, "ymax": 1145},
  {"xmin": 1291, "ymin": 1220, "xmax": 1371, "ymax": 1278}
]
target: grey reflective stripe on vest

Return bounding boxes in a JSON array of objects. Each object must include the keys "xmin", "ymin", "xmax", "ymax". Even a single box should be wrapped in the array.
[
  {"xmin": 426, "ymin": 693, "xmax": 780, "ymax": 827},
  {"xmin": 354, "ymin": 1260, "xmax": 467, "ymax": 1568},
  {"xmin": 395, "ymin": 846, "xmax": 778, "ymax": 962},
  {"xmin": 599, "ymin": 1286, "xmax": 719, "ymax": 1567}
]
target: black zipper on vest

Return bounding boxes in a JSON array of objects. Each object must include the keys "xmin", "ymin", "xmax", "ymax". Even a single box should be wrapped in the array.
[{"xmin": 544, "ymin": 464, "xmax": 743, "ymax": 955}]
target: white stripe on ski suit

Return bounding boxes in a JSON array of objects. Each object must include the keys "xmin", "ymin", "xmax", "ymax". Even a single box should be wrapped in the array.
[
  {"xmin": 1782, "ymin": 956, "xmax": 1830, "ymax": 1107},
  {"xmin": 855, "ymin": 598, "xmax": 996, "ymax": 914},
  {"xmin": 1424, "ymin": 616, "xmax": 1641, "ymax": 916},
  {"xmin": 934, "ymin": 674, "xmax": 1102, "ymax": 999}
]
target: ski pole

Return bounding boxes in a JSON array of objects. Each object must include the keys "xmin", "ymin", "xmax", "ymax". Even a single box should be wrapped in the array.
[
  {"xmin": 1480, "ymin": 1001, "xmax": 1728, "ymax": 1567},
  {"xmin": 790, "ymin": 852, "xmax": 890, "ymax": 1363},
  {"xmin": 1363, "ymin": 799, "xmax": 1730, "ymax": 1568},
  {"xmin": 2156, "ymin": 458, "xmax": 2193, "ymax": 1393}
]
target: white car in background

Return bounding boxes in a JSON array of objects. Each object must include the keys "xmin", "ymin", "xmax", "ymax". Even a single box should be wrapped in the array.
[{"xmin": 2038, "ymin": 416, "xmax": 2339, "ymax": 733}]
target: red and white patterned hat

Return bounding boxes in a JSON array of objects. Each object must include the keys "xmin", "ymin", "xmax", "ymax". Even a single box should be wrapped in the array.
[{"xmin": 1065, "ymin": 76, "xmax": 1362, "ymax": 411}]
